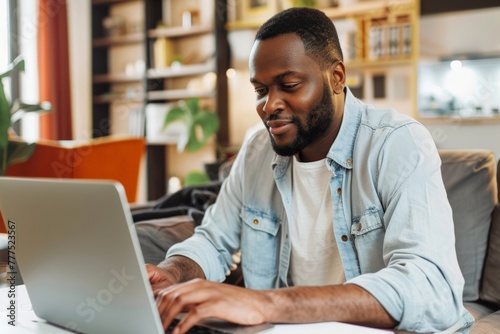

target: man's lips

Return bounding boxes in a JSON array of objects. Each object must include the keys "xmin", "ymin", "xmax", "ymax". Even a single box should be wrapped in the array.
[{"xmin": 266, "ymin": 119, "xmax": 294, "ymax": 136}]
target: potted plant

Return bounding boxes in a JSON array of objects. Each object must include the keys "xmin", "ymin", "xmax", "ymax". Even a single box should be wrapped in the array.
[
  {"xmin": 162, "ymin": 97, "xmax": 220, "ymax": 153},
  {"xmin": 0, "ymin": 56, "xmax": 51, "ymax": 176},
  {"xmin": 162, "ymin": 97, "xmax": 221, "ymax": 184}
]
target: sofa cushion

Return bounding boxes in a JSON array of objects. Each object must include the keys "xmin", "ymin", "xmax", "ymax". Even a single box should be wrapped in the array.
[
  {"xmin": 135, "ymin": 215, "xmax": 195, "ymax": 265},
  {"xmin": 480, "ymin": 203, "xmax": 500, "ymax": 306},
  {"xmin": 470, "ymin": 310, "xmax": 500, "ymax": 334},
  {"xmin": 134, "ymin": 215, "xmax": 245, "ymax": 286},
  {"xmin": 464, "ymin": 301, "xmax": 498, "ymax": 322},
  {"xmin": 439, "ymin": 150, "xmax": 497, "ymax": 302}
]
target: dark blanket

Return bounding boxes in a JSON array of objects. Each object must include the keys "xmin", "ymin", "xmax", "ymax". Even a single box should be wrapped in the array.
[{"xmin": 132, "ymin": 182, "xmax": 222, "ymax": 226}]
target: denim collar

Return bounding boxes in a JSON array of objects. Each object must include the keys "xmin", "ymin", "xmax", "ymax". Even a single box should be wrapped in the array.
[{"xmin": 326, "ymin": 86, "xmax": 362, "ymax": 171}]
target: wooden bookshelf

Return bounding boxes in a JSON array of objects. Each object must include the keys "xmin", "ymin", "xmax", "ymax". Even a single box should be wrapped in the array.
[{"xmin": 92, "ymin": 32, "xmax": 144, "ymax": 47}]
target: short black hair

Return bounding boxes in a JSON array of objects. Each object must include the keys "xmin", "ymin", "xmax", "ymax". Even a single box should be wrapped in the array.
[{"xmin": 255, "ymin": 7, "xmax": 344, "ymax": 69}]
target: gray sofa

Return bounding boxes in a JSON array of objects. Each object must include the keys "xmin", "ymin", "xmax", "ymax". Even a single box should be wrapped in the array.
[
  {"xmin": 440, "ymin": 150, "xmax": 500, "ymax": 333},
  {"xmin": 134, "ymin": 150, "xmax": 500, "ymax": 333}
]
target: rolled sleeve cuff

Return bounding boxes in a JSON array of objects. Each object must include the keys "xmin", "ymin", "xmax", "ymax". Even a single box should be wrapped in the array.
[
  {"xmin": 166, "ymin": 234, "xmax": 228, "ymax": 283},
  {"xmin": 347, "ymin": 273, "xmax": 405, "ymax": 324}
]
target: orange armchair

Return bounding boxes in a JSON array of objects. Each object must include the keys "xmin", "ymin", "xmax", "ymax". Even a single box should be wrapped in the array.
[{"xmin": 6, "ymin": 136, "xmax": 146, "ymax": 203}]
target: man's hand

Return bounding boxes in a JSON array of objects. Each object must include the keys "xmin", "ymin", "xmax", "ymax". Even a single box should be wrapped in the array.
[
  {"xmin": 146, "ymin": 263, "xmax": 178, "ymax": 291},
  {"xmin": 155, "ymin": 279, "xmax": 273, "ymax": 334},
  {"xmin": 147, "ymin": 255, "xmax": 206, "ymax": 294},
  {"xmin": 147, "ymin": 258, "xmax": 396, "ymax": 333}
]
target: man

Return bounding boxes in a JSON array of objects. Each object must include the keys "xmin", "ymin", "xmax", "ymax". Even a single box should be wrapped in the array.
[{"xmin": 147, "ymin": 7, "xmax": 473, "ymax": 334}]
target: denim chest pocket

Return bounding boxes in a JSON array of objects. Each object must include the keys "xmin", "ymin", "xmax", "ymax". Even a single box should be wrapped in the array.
[
  {"xmin": 240, "ymin": 207, "xmax": 280, "ymax": 277},
  {"xmin": 351, "ymin": 207, "xmax": 385, "ymax": 271},
  {"xmin": 351, "ymin": 207, "xmax": 384, "ymax": 236}
]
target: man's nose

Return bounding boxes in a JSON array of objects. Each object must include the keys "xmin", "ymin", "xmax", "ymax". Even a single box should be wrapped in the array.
[{"xmin": 263, "ymin": 89, "xmax": 285, "ymax": 114}]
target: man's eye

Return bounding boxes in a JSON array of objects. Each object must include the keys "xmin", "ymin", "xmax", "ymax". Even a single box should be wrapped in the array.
[
  {"xmin": 255, "ymin": 88, "xmax": 268, "ymax": 97},
  {"xmin": 282, "ymin": 83, "xmax": 299, "ymax": 90}
]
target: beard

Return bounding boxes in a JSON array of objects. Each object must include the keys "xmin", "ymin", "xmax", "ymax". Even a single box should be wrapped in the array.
[{"xmin": 267, "ymin": 83, "xmax": 335, "ymax": 156}]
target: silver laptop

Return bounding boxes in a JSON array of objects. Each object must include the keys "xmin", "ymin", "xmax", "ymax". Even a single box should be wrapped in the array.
[{"xmin": 0, "ymin": 177, "xmax": 273, "ymax": 334}]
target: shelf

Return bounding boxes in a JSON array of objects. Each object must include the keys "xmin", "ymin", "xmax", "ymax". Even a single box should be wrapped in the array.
[
  {"xmin": 418, "ymin": 115, "xmax": 500, "ymax": 123},
  {"xmin": 347, "ymin": 57, "xmax": 413, "ymax": 68},
  {"xmin": 225, "ymin": 20, "xmax": 265, "ymax": 30},
  {"xmin": 226, "ymin": 0, "xmax": 415, "ymax": 30},
  {"xmin": 93, "ymin": 33, "xmax": 144, "ymax": 47},
  {"xmin": 148, "ymin": 25, "xmax": 213, "ymax": 39},
  {"xmin": 322, "ymin": 0, "xmax": 414, "ymax": 19},
  {"xmin": 93, "ymin": 92, "xmax": 144, "ymax": 104},
  {"xmin": 92, "ymin": 0, "xmax": 140, "ymax": 5},
  {"xmin": 147, "ymin": 89, "xmax": 215, "ymax": 101},
  {"xmin": 147, "ymin": 63, "xmax": 214, "ymax": 79},
  {"xmin": 90, "ymin": 0, "xmax": 229, "ymax": 200},
  {"xmin": 93, "ymin": 73, "xmax": 143, "ymax": 84}
]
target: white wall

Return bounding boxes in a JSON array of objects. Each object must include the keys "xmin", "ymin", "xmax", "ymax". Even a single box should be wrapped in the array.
[
  {"xmin": 424, "ymin": 120, "xmax": 500, "ymax": 159},
  {"xmin": 419, "ymin": 7, "xmax": 500, "ymax": 159},
  {"xmin": 18, "ymin": 0, "xmax": 40, "ymax": 141},
  {"xmin": 420, "ymin": 7, "xmax": 500, "ymax": 58},
  {"xmin": 227, "ymin": 29, "xmax": 262, "ymax": 145},
  {"xmin": 68, "ymin": 0, "xmax": 91, "ymax": 140}
]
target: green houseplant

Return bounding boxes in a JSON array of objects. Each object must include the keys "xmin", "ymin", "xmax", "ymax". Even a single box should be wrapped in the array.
[
  {"xmin": 0, "ymin": 56, "xmax": 51, "ymax": 176},
  {"xmin": 162, "ymin": 97, "xmax": 220, "ymax": 153},
  {"xmin": 162, "ymin": 97, "xmax": 220, "ymax": 185}
]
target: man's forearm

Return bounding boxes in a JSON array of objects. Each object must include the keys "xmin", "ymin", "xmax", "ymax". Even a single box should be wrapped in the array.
[
  {"xmin": 157, "ymin": 255, "xmax": 205, "ymax": 283},
  {"xmin": 262, "ymin": 284, "xmax": 397, "ymax": 328}
]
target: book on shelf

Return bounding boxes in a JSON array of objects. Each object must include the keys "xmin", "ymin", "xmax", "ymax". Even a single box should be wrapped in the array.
[
  {"xmin": 388, "ymin": 24, "xmax": 399, "ymax": 56},
  {"xmin": 368, "ymin": 25, "xmax": 383, "ymax": 60},
  {"xmin": 128, "ymin": 106, "xmax": 145, "ymax": 137},
  {"xmin": 153, "ymin": 37, "xmax": 175, "ymax": 69},
  {"xmin": 402, "ymin": 23, "xmax": 412, "ymax": 55},
  {"xmin": 367, "ymin": 18, "xmax": 412, "ymax": 60}
]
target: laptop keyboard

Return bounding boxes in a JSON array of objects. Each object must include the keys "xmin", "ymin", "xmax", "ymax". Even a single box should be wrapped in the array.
[{"xmin": 166, "ymin": 318, "xmax": 233, "ymax": 334}]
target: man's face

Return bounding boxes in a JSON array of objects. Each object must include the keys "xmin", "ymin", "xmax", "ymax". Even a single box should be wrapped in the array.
[{"xmin": 249, "ymin": 34, "xmax": 336, "ymax": 157}]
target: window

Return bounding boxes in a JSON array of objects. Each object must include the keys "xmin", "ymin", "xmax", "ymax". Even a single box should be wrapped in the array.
[
  {"xmin": 1, "ymin": 1, "xmax": 12, "ymax": 113},
  {"xmin": 1, "ymin": 1, "xmax": 40, "ymax": 140},
  {"xmin": 1, "ymin": 1, "xmax": 10, "ymax": 70}
]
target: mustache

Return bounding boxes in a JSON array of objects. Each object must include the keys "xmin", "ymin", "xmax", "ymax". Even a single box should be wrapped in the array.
[{"xmin": 265, "ymin": 114, "xmax": 295, "ymax": 124}]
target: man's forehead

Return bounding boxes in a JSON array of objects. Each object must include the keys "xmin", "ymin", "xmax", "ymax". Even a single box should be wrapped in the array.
[
  {"xmin": 251, "ymin": 34, "xmax": 304, "ymax": 55},
  {"xmin": 249, "ymin": 34, "xmax": 306, "ymax": 69}
]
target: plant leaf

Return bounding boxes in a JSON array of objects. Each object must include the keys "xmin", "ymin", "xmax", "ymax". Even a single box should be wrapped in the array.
[
  {"xmin": 186, "ymin": 110, "xmax": 220, "ymax": 152},
  {"xmin": 0, "ymin": 140, "xmax": 35, "ymax": 176},
  {"xmin": 0, "ymin": 56, "xmax": 24, "ymax": 80},
  {"xmin": 10, "ymin": 101, "xmax": 52, "ymax": 124},
  {"xmin": 162, "ymin": 106, "xmax": 189, "ymax": 129},
  {"xmin": 7, "ymin": 140, "xmax": 36, "ymax": 164},
  {"xmin": 162, "ymin": 98, "xmax": 220, "ymax": 152},
  {"xmin": 1, "ymin": 56, "xmax": 25, "ymax": 174},
  {"xmin": 183, "ymin": 171, "xmax": 211, "ymax": 187},
  {"xmin": 0, "ymin": 81, "xmax": 10, "ymax": 174},
  {"xmin": 0, "ymin": 82, "xmax": 9, "ymax": 144},
  {"xmin": 185, "ymin": 98, "xmax": 199, "ymax": 115}
]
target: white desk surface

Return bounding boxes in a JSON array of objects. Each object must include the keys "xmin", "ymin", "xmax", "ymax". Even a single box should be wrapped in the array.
[{"xmin": 0, "ymin": 285, "xmax": 393, "ymax": 333}]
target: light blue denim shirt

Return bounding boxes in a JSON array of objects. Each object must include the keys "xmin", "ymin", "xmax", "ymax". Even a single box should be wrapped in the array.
[{"xmin": 167, "ymin": 88, "xmax": 474, "ymax": 333}]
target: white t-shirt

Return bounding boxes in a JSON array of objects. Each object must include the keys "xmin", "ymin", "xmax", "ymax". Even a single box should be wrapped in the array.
[{"xmin": 289, "ymin": 156, "xmax": 346, "ymax": 286}]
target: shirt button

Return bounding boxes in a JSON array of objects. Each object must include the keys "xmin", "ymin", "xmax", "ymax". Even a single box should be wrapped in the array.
[
  {"xmin": 346, "ymin": 158, "xmax": 352, "ymax": 165},
  {"xmin": 357, "ymin": 224, "xmax": 362, "ymax": 231},
  {"xmin": 337, "ymin": 188, "xmax": 342, "ymax": 195},
  {"xmin": 253, "ymin": 219, "xmax": 259, "ymax": 225},
  {"xmin": 341, "ymin": 235, "xmax": 348, "ymax": 242}
]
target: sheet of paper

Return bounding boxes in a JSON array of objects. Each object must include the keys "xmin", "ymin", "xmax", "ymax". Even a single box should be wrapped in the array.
[{"xmin": 268, "ymin": 322, "xmax": 394, "ymax": 334}]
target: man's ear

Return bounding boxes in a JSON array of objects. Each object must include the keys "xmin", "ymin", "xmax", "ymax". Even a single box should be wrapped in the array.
[{"xmin": 329, "ymin": 61, "xmax": 346, "ymax": 95}]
